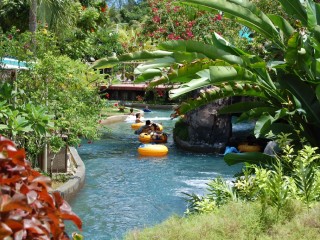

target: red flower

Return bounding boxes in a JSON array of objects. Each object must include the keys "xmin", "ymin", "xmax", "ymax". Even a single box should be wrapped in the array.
[
  {"xmin": 173, "ymin": 6, "xmax": 180, "ymax": 12},
  {"xmin": 153, "ymin": 15, "xmax": 161, "ymax": 23}
]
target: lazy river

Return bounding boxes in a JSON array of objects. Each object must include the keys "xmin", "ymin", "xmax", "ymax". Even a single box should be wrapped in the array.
[{"xmin": 68, "ymin": 110, "xmax": 247, "ymax": 239}]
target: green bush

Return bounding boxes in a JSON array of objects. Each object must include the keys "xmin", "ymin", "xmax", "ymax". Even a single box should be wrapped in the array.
[{"xmin": 173, "ymin": 119, "xmax": 189, "ymax": 141}]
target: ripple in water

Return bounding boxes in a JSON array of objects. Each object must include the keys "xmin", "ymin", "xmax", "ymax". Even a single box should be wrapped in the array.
[{"xmin": 67, "ymin": 110, "xmax": 243, "ymax": 239}]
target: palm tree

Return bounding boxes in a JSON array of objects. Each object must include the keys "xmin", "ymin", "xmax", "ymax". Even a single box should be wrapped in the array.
[{"xmin": 28, "ymin": 0, "xmax": 77, "ymax": 34}]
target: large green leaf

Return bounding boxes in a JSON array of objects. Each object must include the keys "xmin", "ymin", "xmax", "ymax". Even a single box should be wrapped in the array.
[
  {"xmin": 306, "ymin": 0, "xmax": 318, "ymax": 28},
  {"xmin": 159, "ymin": 38, "xmax": 244, "ymax": 65},
  {"xmin": 218, "ymin": 101, "xmax": 270, "ymax": 114},
  {"xmin": 278, "ymin": 77, "xmax": 320, "ymax": 126},
  {"xmin": 259, "ymin": 123, "xmax": 298, "ymax": 139},
  {"xmin": 254, "ymin": 114, "xmax": 274, "ymax": 138},
  {"xmin": 91, "ymin": 50, "xmax": 173, "ymax": 69},
  {"xmin": 177, "ymin": 83, "xmax": 267, "ymax": 113},
  {"xmin": 316, "ymin": 84, "xmax": 320, "ymax": 101},
  {"xmin": 236, "ymin": 107, "xmax": 278, "ymax": 122},
  {"xmin": 268, "ymin": 14, "xmax": 294, "ymax": 39},
  {"xmin": 180, "ymin": 0, "xmax": 284, "ymax": 49},
  {"xmin": 169, "ymin": 77, "xmax": 211, "ymax": 98},
  {"xmin": 134, "ymin": 57, "xmax": 175, "ymax": 74},
  {"xmin": 147, "ymin": 59, "xmax": 228, "ymax": 86},
  {"xmin": 278, "ymin": 0, "xmax": 307, "ymax": 26},
  {"xmin": 315, "ymin": 1, "xmax": 320, "ymax": 25},
  {"xmin": 135, "ymin": 69, "xmax": 163, "ymax": 82},
  {"xmin": 224, "ymin": 152, "xmax": 275, "ymax": 166},
  {"xmin": 208, "ymin": 66, "xmax": 257, "ymax": 84}
]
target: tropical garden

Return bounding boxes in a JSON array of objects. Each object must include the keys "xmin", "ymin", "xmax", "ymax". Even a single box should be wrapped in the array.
[{"xmin": 1, "ymin": 0, "xmax": 320, "ymax": 239}]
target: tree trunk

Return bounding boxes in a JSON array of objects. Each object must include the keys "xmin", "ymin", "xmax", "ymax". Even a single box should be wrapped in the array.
[
  {"xmin": 29, "ymin": 0, "xmax": 37, "ymax": 33},
  {"xmin": 29, "ymin": 0, "xmax": 37, "ymax": 52}
]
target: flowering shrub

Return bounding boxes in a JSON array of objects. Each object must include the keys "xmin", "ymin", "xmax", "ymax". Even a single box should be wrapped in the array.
[
  {"xmin": 0, "ymin": 136, "xmax": 82, "ymax": 239},
  {"xmin": 142, "ymin": 0, "xmax": 240, "ymax": 43}
]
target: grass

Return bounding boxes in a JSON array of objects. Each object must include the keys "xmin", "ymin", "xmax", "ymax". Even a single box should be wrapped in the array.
[{"xmin": 125, "ymin": 201, "xmax": 320, "ymax": 240}]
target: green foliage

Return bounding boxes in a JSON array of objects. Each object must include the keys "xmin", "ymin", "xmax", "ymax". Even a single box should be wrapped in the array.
[
  {"xmin": 173, "ymin": 119, "xmax": 189, "ymax": 141},
  {"xmin": 0, "ymin": 0, "xmax": 29, "ymax": 32},
  {"xmin": 96, "ymin": 0, "xmax": 320, "ymax": 148},
  {"xmin": 18, "ymin": 53, "xmax": 104, "ymax": 145}
]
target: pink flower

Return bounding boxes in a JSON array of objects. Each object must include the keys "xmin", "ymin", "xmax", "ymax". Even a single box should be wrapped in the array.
[
  {"xmin": 186, "ymin": 30, "xmax": 194, "ymax": 39},
  {"xmin": 168, "ymin": 33, "xmax": 175, "ymax": 40},
  {"xmin": 153, "ymin": 15, "xmax": 161, "ymax": 23},
  {"xmin": 173, "ymin": 6, "xmax": 180, "ymax": 12}
]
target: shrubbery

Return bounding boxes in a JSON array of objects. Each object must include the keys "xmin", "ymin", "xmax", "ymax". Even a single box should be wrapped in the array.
[{"xmin": 0, "ymin": 136, "xmax": 81, "ymax": 239}]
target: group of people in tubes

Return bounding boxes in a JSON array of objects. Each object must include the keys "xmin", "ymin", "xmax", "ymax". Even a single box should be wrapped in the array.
[{"xmin": 133, "ymin": 112, "xmax": 168, "ymax": 143}]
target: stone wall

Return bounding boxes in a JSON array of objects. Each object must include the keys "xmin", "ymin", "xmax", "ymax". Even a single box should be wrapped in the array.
[{"xmin": 174, "ymin": 99, "xmax": 232, "ymax": 153}]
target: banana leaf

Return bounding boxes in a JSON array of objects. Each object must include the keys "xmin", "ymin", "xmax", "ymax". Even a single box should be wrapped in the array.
[
  {"xmin": 218, "ymin": 102, "xmax": 271, "ymax": 114},
  {"xmin": 134, "ymin": 57, "xmax": 175, "ymax": 74},
  {"xmin": 254, "ymin": 114, "xmax": 274, "ymax": 138},
  {"xmin": 278, "ymin": 0, "xmax": 307, "ymax": 26},
  {"xmin": 278, "ymin": 77, "xmax": 320, "ymax": 126},
  {"xmin": 168, "ymin": 77, "xmax": 211, "ymax": 99},
  {"xmin": 268, "ymin": 14, "xmax": 294, "ymax": 39},
  {"xmin": 208, "ymin": 66, "xmax": 258, "ymax": 84},
  {"xmin": 224, "ymin": 152, "xmax": 275, "ymax": 166},
  {"xmin": 91, "ymin": 50, "xmax": 173, "ymax": 69},
  {"xmin": 159, "ymin": 38, "xmax": 244, "ymax": 65}
]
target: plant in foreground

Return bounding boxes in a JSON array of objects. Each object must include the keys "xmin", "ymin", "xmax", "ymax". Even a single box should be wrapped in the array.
[{"xmin": 0, "ymin": 136, "xmax": 82, "ymax": 239}]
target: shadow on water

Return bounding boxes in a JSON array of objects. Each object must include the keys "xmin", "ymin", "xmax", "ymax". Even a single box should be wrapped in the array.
[{"xmin": 67, "ymin": 110, "xmax": 244, "ymax": 240}]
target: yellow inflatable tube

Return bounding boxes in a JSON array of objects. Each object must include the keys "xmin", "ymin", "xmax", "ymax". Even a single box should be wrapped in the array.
[
  {"xmin": 131, "ymin": 122, "xmax": 144, "ymax": 130},
  {"xmin": 139, "ymin": 133, "xmax": 152, "ymax": 143},
  {"xmin": 139, "ymin": 133, "xmax": 168, "ymax": 144},
  {"xmin": 238, "ymin": 144, "xmax": 261, "ymax": 152},
  {"xmin": 138, "ymin": 144, "xmax": 168, "ymax": 157}
]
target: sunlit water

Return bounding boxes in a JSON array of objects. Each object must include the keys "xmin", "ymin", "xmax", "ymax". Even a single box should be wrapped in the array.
[{"xmin": 67, "ymin": 110, "xmax": 247, "ymax": 239}]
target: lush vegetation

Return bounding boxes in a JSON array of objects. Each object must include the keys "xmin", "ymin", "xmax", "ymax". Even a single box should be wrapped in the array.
[
  {"xmin": 2, "ymin": 0, "xmax": 320, "ymax": 238},
  {"xmin": 0, "ymin": 29, "xmax": 105, "ymax": 167},
  {"xmin": 94, "ymin": 0, "xmax": 320, "ymax": 150},
  {"xmin": 93, "ymin": 0, "xmax": 320, "ymax": 238}
]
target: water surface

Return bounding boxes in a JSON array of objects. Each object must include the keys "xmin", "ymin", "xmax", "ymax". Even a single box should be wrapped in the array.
[{"xmin": 68, "ymin": 110, "xmax": 243, "ymax": 239}]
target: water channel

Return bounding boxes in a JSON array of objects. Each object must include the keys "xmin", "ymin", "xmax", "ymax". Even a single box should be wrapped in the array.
[{"xmin": 68, "ymin": 110, "xmax": 245, "ymax": 239}]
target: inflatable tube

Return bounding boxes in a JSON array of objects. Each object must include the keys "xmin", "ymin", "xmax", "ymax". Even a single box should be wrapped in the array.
[
  {"xmin": 151, "ymin": 133, "xmax": 168, "ymax": 144},
  {"xmin": 139, "ymin": 133, "xmax": 168, "ymax": 144},
  {"xmin": 143, "ymin": 109, "xmax": 152, "ymax": 112},
  {"xmin": 139, "ymin": 133, "xmax": 152, "ymax": 143},
  {"xmin": 131, "ymin": 122, "xmax": 144, "ymax": 130},
  {"xmin": 138, "ymin": 144, "xmax": 168, "ymax": 157},
  {"xmin": 238, "ymin": 144, "xmax": 261, "ymax": 152}
]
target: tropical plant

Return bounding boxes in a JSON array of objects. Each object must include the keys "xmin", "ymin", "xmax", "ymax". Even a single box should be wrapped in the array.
[
  {"xmin": 93, "ymin": 0, "xmax": 320, "ymax": 152},
  {"xmin": 0, "ymin": 136, "xmax": 82, "ymax": 239},
  {"xmin": 187, "ymin": 143, "xmax": 320, "ymax": 215}
]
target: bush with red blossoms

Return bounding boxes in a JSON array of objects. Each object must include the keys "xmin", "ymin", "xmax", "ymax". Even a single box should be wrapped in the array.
[
  {"xmin": 0, "ymin": 136, "xmax": 82, "ymax": 239},
  {"xmin": 142, "ymin": 0, "xmax": 241, "ymax": 43}
]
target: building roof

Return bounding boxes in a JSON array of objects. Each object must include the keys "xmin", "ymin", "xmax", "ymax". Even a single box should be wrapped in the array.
[{"xmin": 0, "ymin": 57, "xmax": 29, "ymax": 70}]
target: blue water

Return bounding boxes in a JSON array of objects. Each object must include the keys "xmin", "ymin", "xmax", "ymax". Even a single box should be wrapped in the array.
[{"xmin": 68, "ymin": 110, "xmax": 243, "ymax": 239}]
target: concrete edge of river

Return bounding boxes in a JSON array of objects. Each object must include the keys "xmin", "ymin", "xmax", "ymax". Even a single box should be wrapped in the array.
[{"xmin": 55, "ymin": 147, "xmax": 86, "ymax": 202}]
